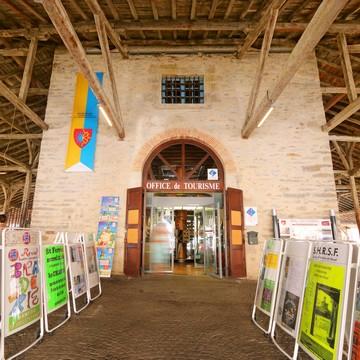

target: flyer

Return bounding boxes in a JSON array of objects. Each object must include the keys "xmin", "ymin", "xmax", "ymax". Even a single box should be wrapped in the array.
[
  {"xmin": 255, "ymin": 239, "xmax": 282, "ymax": 315},
  {"xmin": 43, "ymin": 245, "xmax": 68, "ymax": 313},
  {"xmin": 5, "ymin": 244, "xmax": 41, "ymax": 336},
  {"xmin": 96, "ymin": 221, "xmax": 117, "ymax": 247},
  {"xmin": 96, "ymin": 247, "xmax": 114, "ymax": 278},
  {"xmin": 276, "ymin": 241, "xmax": 310, "ymax": 335},
  {"xmin": 279, "ymin": 219, "xmax": 333, "ymax": 241},
  {"xmin": 68, "ymin": 244, "xmax": 87, "ymax": 298},
  {"xmin": 298, "ymin": 242, "xmax": 349, "ymax": 360}
]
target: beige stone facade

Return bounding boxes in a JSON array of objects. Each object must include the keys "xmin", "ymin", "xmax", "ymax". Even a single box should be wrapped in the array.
[{"xmin": 31, "ymin": 49, "xmax": 338, "ymax": 279}]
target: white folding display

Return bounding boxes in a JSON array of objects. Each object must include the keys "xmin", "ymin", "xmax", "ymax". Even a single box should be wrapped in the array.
[
  {"xmin": 252, "ymin": 238, "xmax": 283, "ymax": 334},
  {"xmin": 65, "ymin": 232, "xmax": 90, "ymax": 314},
  {"xmin": 1, "ymin": 228, "xmax": 44, "ymax": 360},
  {"xmin": 42, "ymin": 231, "xmax": 71, "ymax": 333},
  {"xmin": 81, "ymin": 233, "xmax": 102, "ymax": 301},
  {"xmin": 297, "ymin": 241, "xmax": 353, "ymax": 360},
  {"xmin": 271, "ymin": 239, "xmax": 311, "ymax": 359}
]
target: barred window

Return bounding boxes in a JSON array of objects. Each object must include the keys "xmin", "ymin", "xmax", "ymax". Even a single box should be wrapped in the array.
[{"xmin": 161, "ymin": 76, "xmax": 204, "ymax": 104}]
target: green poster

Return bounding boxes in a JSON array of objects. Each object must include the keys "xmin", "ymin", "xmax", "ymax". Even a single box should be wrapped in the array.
[
  {"xmin": 299, "ymin": 259, "xmax": 345, "ymax": 360},
  {"xmin": 44, "ymin": 245, "xmax": 68, "ymax": 313}
]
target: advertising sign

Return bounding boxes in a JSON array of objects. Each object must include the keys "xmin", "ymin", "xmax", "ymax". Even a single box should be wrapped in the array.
[
  {"xmin": 43, "ymin": 245, "xmax": 68, "ymax": 313},
  {"xmin": 5, "ymin": 243, "xmax": 41, "ymax": 336},
  {"xmin": 85, "ymin": 242, "xmax": 99, "ymax": 289},
  {"xmin": 299, "ymin": 242, "xmax": 350, "ymax": 360},
  {"xmin": 255, "ymin": 239, "xmax": 282, "ymax": 315},
  {"xmin": 96, "ymin": 196, "xmax": 120, "ymax": 277},
  {"xmin": 245, "ymin": 207, "xmax": 258, "ymax": 226},
  {"xmin": 68, "ymin": 244, "xmax": 87, "ymax": 298},
  {"xmin": 276, "ymin": 241, "xmax": 310, "ymax": 336},
  {"xmin": 279, "ymin": 218, "xmax": 333, "ymax": 240}
]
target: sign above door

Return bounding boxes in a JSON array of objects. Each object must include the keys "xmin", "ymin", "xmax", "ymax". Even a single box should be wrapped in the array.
[{"xmin": 145, "ymin": 180, "xmax": 223, "ymax": 192}]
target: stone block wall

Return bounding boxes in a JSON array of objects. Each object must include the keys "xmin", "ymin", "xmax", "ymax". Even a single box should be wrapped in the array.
[{"xmin": 31, "ymin": 50, "xmax": 338, "ymax": 279}]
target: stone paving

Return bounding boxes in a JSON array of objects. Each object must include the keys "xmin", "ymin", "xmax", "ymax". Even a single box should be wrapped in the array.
[{"xmin": 21, "ymin": 275, "xmax": 287, "ymax": 360}]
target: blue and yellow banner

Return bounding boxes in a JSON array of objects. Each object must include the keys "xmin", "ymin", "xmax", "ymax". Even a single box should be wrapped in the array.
[{"xmin": 65, "ymin": 72, "xmax": 103, "ymax": 172}]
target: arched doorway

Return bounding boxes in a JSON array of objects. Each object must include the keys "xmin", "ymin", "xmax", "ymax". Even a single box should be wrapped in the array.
[{"xmin": 124, "ymin": 139, "xmax": 246, "ymax": 278}]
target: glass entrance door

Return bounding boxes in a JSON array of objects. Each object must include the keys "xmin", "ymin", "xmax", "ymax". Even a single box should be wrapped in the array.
[{"xmin": 143, "ymin": 200, "xmax": 175, "ymax": 273}]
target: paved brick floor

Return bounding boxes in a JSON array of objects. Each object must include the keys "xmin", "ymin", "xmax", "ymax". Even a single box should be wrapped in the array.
[{"xmin": 22, "ymin": 275, "xmax": 286, "ymax": 360}]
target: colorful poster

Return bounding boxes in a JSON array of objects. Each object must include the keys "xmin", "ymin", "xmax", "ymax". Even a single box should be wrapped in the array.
[
  {"xmin": 85, "ymin": 242, "xmax": 100, "ymax": 288},
  {"xmin": 5, "ymin": 244, "xmax": 41, "ymax": 336},
  {"xmin": 245, "ymin": 207, "xmax": 258, "ymax": 226},
  {"xmin": 96, "ymin": 247, "xmax": 114, "ymax": 278},
  {"xmin": 299, "ymin": 242, "xmax": 349, "ymax": 360},
  {"xmin": 68, "ymin": 244, "xmax": 87, "ymax": 298},
  {"xmin": 65, "ymin": 72, "xmax": 103, "ymax": 172},
  {"xmin": 255, "ymin": 239, "xmax": 282, "ymax": 315},
  {"xmin": 43, "ymin": 245, "xmax": 68, "ymax": 313},
  {"xmin": 279, "ymin": 218, "xmax": 333, "ymax": 241},
  {"xmin": 276, "ymin": 241, "xmax": 310, "ymax": 335},
  {"xmin": 99, "ymin": 196, "xmax": 120, "ymax": 222},
  {"xmin": 96, "ymin": 196, "xmax": 120, "ymax": 277}
]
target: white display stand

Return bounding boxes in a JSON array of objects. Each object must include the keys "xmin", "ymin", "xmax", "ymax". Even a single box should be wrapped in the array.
[
  {"xmin": 42, "ymin": 231, "xmax": 71, "ymax": 333},
  {"xmin": 297, "ymin": 241, "xmax": 353, "ymax": 360},
  {"xmin": 81, "ymin": 233, "xmax": 102, "ymax": 301},
  {"xmin": 1, "ymin": 228, "xmax": 44, "ymax": 360},
  {"xmin": 271, "ymin": 239, "xmax": 311, "ymax": 359},
  {"xmin": 252, "ymin": 238, "xmax": 283, "ymax": 334},
  {"xmin": 65, "ymin": 232, "xmax": 90, "ymax": 314}
]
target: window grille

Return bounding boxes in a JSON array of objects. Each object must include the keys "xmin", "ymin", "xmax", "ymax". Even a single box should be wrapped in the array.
[{"xmin": 161, "ymin": 76, "xmax": 204, "ymax": 104}]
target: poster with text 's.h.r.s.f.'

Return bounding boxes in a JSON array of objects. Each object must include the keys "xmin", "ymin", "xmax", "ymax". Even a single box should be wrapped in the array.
[
  {"xmin": 276, "ymin": 241, "xmax": 310, "ymax": 336},
  {"xmin": 96, "ymin": 196, "xmax": 120, "ymax": 277},
  {"xmin": 298, "ymin": 242, "xmax": 350, "ymax": 360},
  {"xmin": 255, "ymin": 239, "xmax": 282, "ymax": 315},
  {"xmin": 5, "ymin": 243, "xmax": 41, "ymax": 336}
]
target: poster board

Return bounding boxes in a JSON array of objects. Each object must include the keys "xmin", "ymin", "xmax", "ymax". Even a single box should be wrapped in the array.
[
  {"xmin": 279, "ymin": 219, "xmax": 333, "ymax": 241},
  {"xmin": 252, "ymin": 238, "xmax": 283, "ymax": 334},
  {"xmin": 271, "ymin": 240, "xmax": 311, "ymax": 359},
  {"xmin": 68, "ymin": 243, "xmax": 87, "ymax": 298},
  {"xmin": 298, "ymin": 242, "xmax": 352, "ymax": 360},
  {"xmin": 1, "ymin": 229, "xmax": 44, "ymax": 360},
  {"xmin": 96, "ymin": 196, "xmax": 120, "ymax": 277}
]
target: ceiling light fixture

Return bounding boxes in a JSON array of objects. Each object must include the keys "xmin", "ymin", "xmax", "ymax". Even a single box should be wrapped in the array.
[
  {"xmin": 99, "ymin": 105, "xmax": 113, "ymax": 127},
  {"xmin": 257, "ymin": 106, "xmax": 274, "ymax": 128}
]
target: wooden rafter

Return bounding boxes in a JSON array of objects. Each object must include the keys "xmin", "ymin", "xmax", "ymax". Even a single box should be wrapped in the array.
[
  {"xmin": 241, "ymin": 0, "xmax": 349, "ymax": 138},
  {"xmin": 321, "ymin": 87, "xmax": 360, "ymax": 94},
  {"xmin": 38, "ymin": 0, "xmax": 125, "ymax": 139},
  {"xmin": 186, "ymin": 154, "xmax": 209, "ymax": 179},
  {"xmin": 0, "ymin": 152, "xmax": 28, "ymax": 169},
  {"xmin": 236, "ymin": 0, "xmax": 287, "ymax": 59},
  {"xmin": 157, "ymin": 154, "xmax": 177, "ymax": 177},
  {"xmin": 245, "ymin": 8, "xmax": 278, "ymax": 123},
  {"xmin": 0, "ymin": 134, "xmax": 42, "ymax": 140},
  {"xmin": 329, "ymin": 135, "xmax": 360, "ymax": 143},
  {"xmin": 126, "ymin": 0, "xmax": 146, "ymax": 40},
  {"xmin": 337, "ymin": 33, "xmax": 357, "ymax": 102},
  {"xmin": 150, "ymin": 0, "xmax": 162, "ymax": 40},
  {"xmin": 0, "ymin": 81, "xmax": 48, "ymax": 130}
]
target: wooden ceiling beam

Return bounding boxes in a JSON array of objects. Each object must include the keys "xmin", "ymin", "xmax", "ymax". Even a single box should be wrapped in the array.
[
  {"xmin": 68, "ymin": 0, "xmax": 89, "ymax": 20},
  {"xmin": 150, "ymin": 0, "xmax": 162, "ymax": 39},
  {"xmin": 337, "ymin": 33, "xmax": 357, "ymax": 102},
  {"xmin": 84, "ymin": 0, "xmax": 128, "ymax": 58},
  {"xmin": 236, "ymin": 0, "xmax": 286, "ymax": 59},
  {"xmin": 19, "ymin": 38, "xmax": 38, "ymax": 101},
  {"xmin": 105, "ymin": 0, "xmax": 120, "ymax": 20},
  {"xmin": 94, "ymin": 14, "xmax": 125, "ymax": 138},
  {"xmin": 0, "ymin": 166, "xmax": 27, "ymax": 172},
  {"xmin": 0, "ymin": 152, "xmax": 29, "ymax": 170},
  {"xmin": 323, "ymin": 96, "xmax": 360, "ymax": 132},
  {"xmin": 332, "ymin": 140, "xmax": 350, "ymax": 170},
  {"xmin": 242, "ymin": 0, "xmax": 348, "ymax": 138},
  {"xmin": 16, "ymin": 0, "xmax": 48, "ymax": 24},
  {"xmin": 126, "ymin": 0, "xmax": 146, "ymax": 39},
  {"xmin": 245, "ymin": 8, "xmax": 278, "ymax": 123},
  {"xmin": 321, "ymin": 87, "xmax": 360, "ymax": 94},
  {"xmin": 349, "ymin": 44, "xmax": 360, "ymax": 53},
  {"xmin": 0, "ymin": 81, "xmax": 48, "ymax": 130},
  {"xmin": 37, "ymin": 0, "xmax": 124, "ymax": 139},
  {"xmin": 0, "ymin": 134, "xmax": 42, "ymax": 140},
  {"xmin": 2, "ymin": 21, "xmax": 360, "ymax": 38},
  {"xmin": 0, "ymin": 48, "xmax": 28, "ymax": 56}
]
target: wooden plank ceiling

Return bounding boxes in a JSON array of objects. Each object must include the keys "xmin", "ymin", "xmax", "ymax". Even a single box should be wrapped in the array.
[{"xmin": 0, "ymin": 0, "xmax": 359, "ymax": 223}]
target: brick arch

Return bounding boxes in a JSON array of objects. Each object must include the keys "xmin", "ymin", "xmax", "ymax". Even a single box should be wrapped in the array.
[{"xmin": 132, "ymin": 128, "xmax": 237, "ymax": 176}]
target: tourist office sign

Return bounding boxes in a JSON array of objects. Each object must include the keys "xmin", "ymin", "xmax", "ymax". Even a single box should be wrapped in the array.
[{"xmin": 145, "ymin": 180, "xmax": 223, "ymax": 192}]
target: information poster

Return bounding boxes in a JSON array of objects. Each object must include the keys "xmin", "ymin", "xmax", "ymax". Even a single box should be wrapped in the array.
[
  {"xmin": 299, "ymin": 242, "xmax": 349, "ymax": 360},
  {"xmin": 276, "ymin": 241, "xmax": 310, "ymax": 335},
  {"xmin": 279, "ymin": 219, "xmax": 333, "ymax": 241},
  {"xmin": 5, "ymin": 231, "xmax": 41, "ymax": 336},
  {"xmin": 96, "ymin": 196, "xmax": 119, "ymax": 277},
  {"xmin": 256, "ymin": 239, "xmax": 282, "ymax": 315},
  {"xmin": 43, "ymin": 245, "xmax": 68, "ymax": 313},
  {"xmin": 86, "ymin": 242, "xmax": 99, "ymax": 289},
  {"xmin": 69, "ymin": 244, "xmax": 87, "ymax": 298}
]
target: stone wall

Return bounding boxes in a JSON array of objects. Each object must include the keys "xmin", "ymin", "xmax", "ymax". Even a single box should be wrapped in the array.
[{"xmin": 31, "ymin": 50, "xmax": 338, "ymax": 279}]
